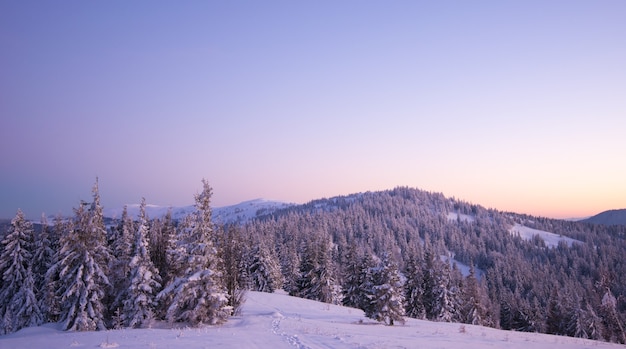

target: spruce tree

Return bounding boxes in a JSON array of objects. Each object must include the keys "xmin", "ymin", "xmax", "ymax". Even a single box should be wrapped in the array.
[
  {"xmin": 460, "ymin": 263, "xmax": 487, "ymax": 325},
  {"xmin": 403, "ymin": 247, "xmax": 425, "ymax": 319},
  {"xmin": 109, "ymin": 205, "xmax": 134, "ymax": 313},
  {"xmin": 32, "ymin": 214, "xmax": 54, "ymax": 301},
  {"xmin": 123, "ymin": 198, "xmax": 161, "ymax": 328},
  {"xmin": 0, "ymin": 209, "xmax": 42, "ymax": 334},
  {"xmin": 41, "ymin": 215, "xmax": 65, "ymax": 323},
  {"xmin": 248, "ymin": 242, "xmax": 283, "ymax": 293},
  {"xmin": 158, "ymin": 180, "xmax": 231, "ymax": 326},
  {"xmin": 56, "ymin": 181, "xmax": 111, "ymax": 331},
  {"xmin": 342, "ymin": 244, "xmax": 364, "ymax": 309},
  {"xmin": 366, "ymin": 252, "xmax": 405, "ymax": 325}
]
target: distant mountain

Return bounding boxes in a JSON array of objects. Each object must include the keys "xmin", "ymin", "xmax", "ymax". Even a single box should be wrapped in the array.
[
  {"xmin": 582, "ymin": 208, "xmax": 626, "ymax": 226},
  {"xmin": 104, "ymin": 199, "xmax": 293, "ymax": 225}
]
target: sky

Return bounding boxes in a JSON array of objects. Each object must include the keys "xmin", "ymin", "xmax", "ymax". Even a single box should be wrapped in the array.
[{"xmin": 1, "ymin": 1, "xmax": 625, "ymax": 220}]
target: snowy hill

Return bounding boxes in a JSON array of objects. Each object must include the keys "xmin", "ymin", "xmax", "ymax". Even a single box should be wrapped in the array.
[
  {"xmin": 104, "ymin": 199, "xmax": 293, "ymax": 225},
  {"xmin": 1, "ymin": 290, "xmax": 621, "ymax": 349},
  {"xmin": 582, "ymin": 209, "xmax": 626, "ymax": 226}
]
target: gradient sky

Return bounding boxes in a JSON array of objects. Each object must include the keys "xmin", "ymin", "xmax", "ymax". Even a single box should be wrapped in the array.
[{"xmin": 1, "ymin": 1, "xmax": 625, "ymax": 220}]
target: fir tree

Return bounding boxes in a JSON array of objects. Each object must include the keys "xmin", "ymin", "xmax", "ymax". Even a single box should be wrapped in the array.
[
  {"xmin": 158, "ymin": 180, "xmax": 231, "ymax": 326},
  {"xmin": 460, "ymin": 263, "xmax": 487, "ymax": 325},
  {"xmin": 403, "ymin": 247, "xmax": 425, "ymax": 319},
  {"xmin": 248, "ymin": 242, "xmax": 283, "ymax": 293},
  {"xmin": 0, "ymin": 209, "xmax": 42, "ymax": 334},
  {"xmin": 123, "ymin": 198, "xmax": 161, "ymax": 328},
  {"xmin": 41, "ymin": 215, "xmax": 65, "ymax": 323},
  {"xmin": 599, "ymin": 284, "xmax": 626, "ymax": 343},
  {"xmin": 366, "ymin": 252, "xmax": 405, "ymax": 325},
  {"xmin": 108, "ymin": 205, "xmax": 134, "ymax": 313},
  {"xmin": 32, "ymin": 214, "xmax": 54, "ymax": 300},
  {"xmin": 293, "ymin": 237, "xmax": 341, "ymax": 304},
  {"xmin": 341, "ymin": 244, "xmax": 365, "ymax": 309},
  {"xmin": 56, "ymin": 181, "xmax": 111, "ymax": 331}
]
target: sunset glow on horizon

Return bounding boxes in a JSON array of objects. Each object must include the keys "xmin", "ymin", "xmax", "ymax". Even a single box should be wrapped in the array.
[{"xmin": 1, "ymin": 1, "xmax": 625, "ymax": 220}]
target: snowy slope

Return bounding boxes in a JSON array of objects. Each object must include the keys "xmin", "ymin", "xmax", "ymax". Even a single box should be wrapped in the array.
[
  {"xmin": 447, "ymin": 211, "xmax": 475, "ymax": 223},
  {"xmin": 0, "ymin": 291, "xmax": 620, "ymax": 349},
  {"xmin": 104, "ymin": 199, "xmax": 292, "ymax": 225},
  {"xmin": 509, "ymin": 223, "xmax": 582, "ymax": 247}
]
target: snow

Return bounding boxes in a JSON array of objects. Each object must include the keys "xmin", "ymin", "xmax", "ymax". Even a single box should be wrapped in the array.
[
  {"xmin": 440, "ymin": 254, "xmax": 484, "ymax": 280},
  {"xmin": 509, "ymin": 223, "xmax": 582, "ymax": 248},
  {"xmin": 104, "ymin": 199, "xmax": 293, "ymax": 224},
  {"xmin": 447, "ymin": 212, "xmax": 475, "ymax": 223},
  {"xmin": 1, "ymin": 291, "xmax": 621, "ymax": 349}
]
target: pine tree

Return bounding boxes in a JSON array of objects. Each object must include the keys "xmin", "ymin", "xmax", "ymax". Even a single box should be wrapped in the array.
[
  {"xmin": 403, "ymin": 247, "xmax": 425, "ymax": 319},
  {"xmin": 217, "ymin": 225, "xmax": 247, "ymax": 316},
  {"xmin": 460, "ymin": 263, "xmax": 487, "ymax": 325},
  {"xmin": 366, "ymin": 252, "xmax": 405, "ymax": 325},
  {"xmin": 0, "ymin": 209, "xmax": 43, "ymax": 334},
  {"xmin": 546, "ymin": 288, "xmax": 566, "ymax": 335},
  {"xmin": 56, "ymin": 180, "xmax": 111, "ymax": 331},
  {"xmin": 123, "ymin": 198, "xmax": 162, "ymax": 328},
  {"xmin": 432, "ymin": 262, "xmax": 459, "ymax": 322},
  {"xmin": 158, "ymin": 180, "xmax": 231, "ymax": 326},
  {"xmin": 248, "ymin": 242, "xmax": 283, "ymax": 293},
  {"xmin": 342, "ymin": 244, "xmax": 365, "ymax": 309},
  {"xmin": 109, "ymin": 205, "xmax": 134, "ymax": 313},
  {"xmin": 41, "ymin": 215, "xmax": 65, "ymax": 323},
  {"xmin": 599, "ymin": 285, "xmax": 626, "ymax": 343},
  {"xmin": 32, "ymin": 214, "xmax": 54, "ymax": 301},
  {"xmin": 293, "ymin": 237, "xmax": 341, "ymax": 304}
]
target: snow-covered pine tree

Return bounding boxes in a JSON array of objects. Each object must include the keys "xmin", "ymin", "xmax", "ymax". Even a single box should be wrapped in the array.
[
  {"xmin": 32, "ymin": 214, "xmax": 54, "ymax": 300},
  {"xmin": 366, "ymin": 252, "xmax": 405, "ymax": 326},
  {"xmin": 421, "ymin": 247, "xmax": 440, "ymax": 320},
  {"xmin": 599, "ymin": 284, "xmax": 626, "ymax": 343},
  {"xmin": 293, "ymin": 236, "xmax": 341, "ymax": 304},
  {"xmin": 546, "ymin": 288, "xmax": 567, "ymax": 335},
  {"xmin": 403, "ymin": 247, "xmax": 426, "ymax": 319},
  {"xmin": 341, "ymin": 244, "xmax": 364, "ymax": 309},
  {"xmin": 357, "ymin": 252, "xmax": 377, "ymax": 315},
  {"xmin": 248, "ymin": 241, "xmax": 283, "ymax": 293},
  {"xmin": 460, "ymin": 263, "xmax": 487, "ymax": 325},
  {"xmin": 109, "ymin": 205, "xmax": 134, "ymax": 312},
  {"xmin": 148, "ymin": 211, "xmax": 175, "ymax": 285},
  {"xmin": 158, "ymin": 180, "xmax": 231, "ymax": 326},
  {"xmin": 432, "ymin": 261, "xmax": 459, "ymax": 322},
  {"xmin": 56, "ymin": 180, "xmax": 112, "ymax": 331},
  {"xmin": 278, "ymin": 240, "xmax": 300, "ymax": 295},
  {"xmin": 41, "ymin": 215, "xmax": 65, "ymax": 323},
  {"xmin": 217, "ymin": 224, "xmax": 247, "ymax": 315},
  {"xmin": 0, "ymin": 209, "xmax": 43, "ymax": 334},
  {"xmin": 123, "ymin": 198, "xmax": 162, "ymax": 328}
]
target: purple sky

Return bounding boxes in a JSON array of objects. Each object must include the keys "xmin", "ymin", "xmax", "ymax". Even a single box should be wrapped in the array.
[{"xmin": 1, "ymin": 1, "xmax": 625, "ymax": 220}]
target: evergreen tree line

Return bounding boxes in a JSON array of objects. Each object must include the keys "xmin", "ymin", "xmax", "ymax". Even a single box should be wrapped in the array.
[
  {"xmin": 238, "ymin": 187, "xmax": 626, "ymax": 343},
  {"xmin": 1, "ymin": 185, "xmax": 625, "ymax": 344},
  {"xmin": 0, "ymin": 179, "xmax": 232, "ymax": 334}
]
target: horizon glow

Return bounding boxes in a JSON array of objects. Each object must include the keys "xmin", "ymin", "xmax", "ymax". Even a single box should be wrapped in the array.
[{"xmin": 1, "ymin": 1, "xmax": 625, "ymax": 220}]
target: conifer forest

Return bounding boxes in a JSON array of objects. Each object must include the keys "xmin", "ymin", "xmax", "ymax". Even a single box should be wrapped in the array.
[{"xmin": 1, "ymin": 181, "xmax": 625, "ymax": 344}]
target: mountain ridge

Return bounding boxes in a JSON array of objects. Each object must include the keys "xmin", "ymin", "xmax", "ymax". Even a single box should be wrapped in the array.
[{"xmin": 582, "ymin": 208, "xmax": 626, "ymax": 226}]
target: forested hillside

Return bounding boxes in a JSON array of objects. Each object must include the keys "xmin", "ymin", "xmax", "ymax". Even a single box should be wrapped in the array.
[
  {"xmin": 239, "ymin": 187, "xmax": 626, "ymax": 342},
  {"xmin": 1, "ymin": 184, "xmax": 625, "ymax": 344}
]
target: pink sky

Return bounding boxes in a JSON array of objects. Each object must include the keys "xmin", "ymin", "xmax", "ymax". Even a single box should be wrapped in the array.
[{"xmin": 1, "ymin": 1, "xmax": 625, "ymax": 220}]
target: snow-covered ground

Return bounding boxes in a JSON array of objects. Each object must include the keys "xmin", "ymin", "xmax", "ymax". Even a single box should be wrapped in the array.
[
  {"xmin": 447, "ymin": 211, "xmax": 475, "ymax": 223},
  {"xmin": 1, "ymin": 291, "xmax": 620, "ymax": 349},
  {"xmin": 509, "ymin": 223, "xmax": 582, "ymax": 248}
]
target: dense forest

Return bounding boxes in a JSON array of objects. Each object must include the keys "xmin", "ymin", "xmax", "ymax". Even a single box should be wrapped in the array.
[{"xmin": 1, "ymin": 182, "xmax": 625, "ymax": 344}]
